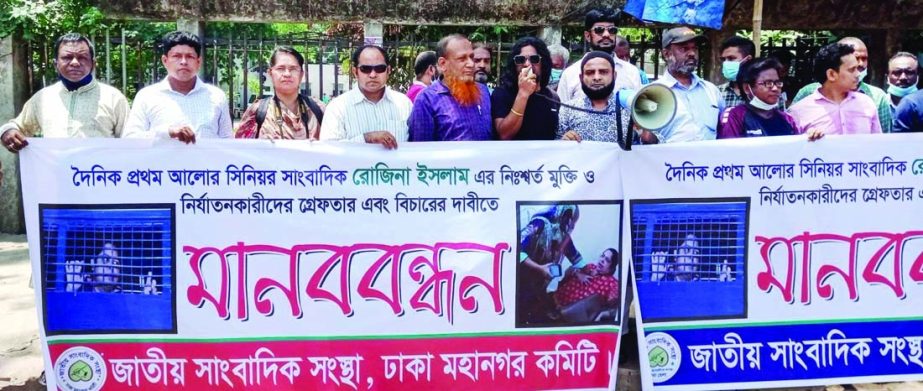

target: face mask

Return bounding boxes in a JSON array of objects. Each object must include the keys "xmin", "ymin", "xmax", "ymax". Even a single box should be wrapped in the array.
[
  {"xmin": 858, "ymin": 68, "xmax": 868, "ymax": 82},
  {"xmin": 550, "ymin": 68, "xmax": 563, "ymax": 84},
  {"xmin": 722, "ymin": 61, "xmax": 741, "ymax": 81},
  {"xmin": 888, "ymin": 83, "xmax": 918, "ymax": 98},
  {"xmin": 745, "ymin": 86, "xmax": 776, "ymax": 111}
]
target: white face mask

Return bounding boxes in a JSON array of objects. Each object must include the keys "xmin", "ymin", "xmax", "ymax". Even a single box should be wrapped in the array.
[{"xmin": 746, "ymin": 86, "xmax": 776, "ymax": 111}]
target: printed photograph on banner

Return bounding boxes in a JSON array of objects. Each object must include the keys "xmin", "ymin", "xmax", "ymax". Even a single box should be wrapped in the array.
[
  {"xmin": 40, "ymin": 205, "xmax": 176, "ymax": 335},
  {"xmin": 515, "ymin": 201, "xmax": 623, "ymax": 328},
  {"xmin": 631, "ymin": 198, "xmax": 749, "ymax": 322}
]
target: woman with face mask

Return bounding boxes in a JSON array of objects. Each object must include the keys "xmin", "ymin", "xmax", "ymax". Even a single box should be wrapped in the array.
[{"xmin": 718, "ymin": 57, "xmax": 799, "ymax": 139}]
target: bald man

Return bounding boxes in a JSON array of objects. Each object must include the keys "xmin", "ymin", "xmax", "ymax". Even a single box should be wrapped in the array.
[{"xmin": 792, "ymin": 37, "xmax": 891, "ymax": 132}]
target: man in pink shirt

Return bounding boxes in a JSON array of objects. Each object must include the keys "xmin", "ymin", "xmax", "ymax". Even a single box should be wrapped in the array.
[
  {"xmin": 789, "ymin": 43, "xmax": 881, "ymax": 138},
  {"xmin": 407, "ymin": 51, "xmax": 438, "ymax": 102}
]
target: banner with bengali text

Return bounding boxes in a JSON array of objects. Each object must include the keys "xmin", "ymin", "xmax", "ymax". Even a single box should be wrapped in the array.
[
  {"xmin": 621, "ymin": 134, "xmax": 923, "ymax": 390},
  {"xmin": 21, "ymin": 139, "xmax": 626, "ymax": 391}
]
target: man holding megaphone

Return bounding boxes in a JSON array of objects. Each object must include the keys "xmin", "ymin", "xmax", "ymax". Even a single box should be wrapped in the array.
[{"xmin": 557, "ymin": 52, "xmax": 659, "ymax": 145}]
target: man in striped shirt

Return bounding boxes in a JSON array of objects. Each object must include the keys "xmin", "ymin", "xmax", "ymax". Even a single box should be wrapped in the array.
[{"xmin": 320, "ymin": 45, "xmax": 412, "ymax": 149}]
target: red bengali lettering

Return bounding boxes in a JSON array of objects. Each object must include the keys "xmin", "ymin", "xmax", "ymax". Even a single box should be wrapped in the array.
[{"xmin": 756, "ymin": 230, "xmax": 923, "ymax": 304}]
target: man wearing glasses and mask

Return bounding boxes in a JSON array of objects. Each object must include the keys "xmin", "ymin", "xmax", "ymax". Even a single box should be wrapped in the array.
[
  {"xmin": 320, "ymin": 45, "xmax": 412, "ymax": 149},
  {"xmin": 555, "ymin": 8, "xmax": 643, "ymax": 103}
]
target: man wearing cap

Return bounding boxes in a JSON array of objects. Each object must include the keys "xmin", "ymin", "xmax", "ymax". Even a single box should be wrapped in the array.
[
  {"xmin": 556, "ymin": 8, "xmax": 643, "ymax": 103},
  {"xmin": 653, "ymin": 27, "xmax": 723, "ymax": 143}
]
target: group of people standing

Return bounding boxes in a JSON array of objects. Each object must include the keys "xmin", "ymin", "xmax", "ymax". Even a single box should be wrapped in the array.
[{"xmin": 4, "ymin": 8, "xmax": 923, "ymax": 156}]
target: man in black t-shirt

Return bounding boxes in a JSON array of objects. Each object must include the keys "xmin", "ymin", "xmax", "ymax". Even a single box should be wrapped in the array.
[{"xmin": 491, "ymin": 37, "xmax": 560, "ymax": 140}]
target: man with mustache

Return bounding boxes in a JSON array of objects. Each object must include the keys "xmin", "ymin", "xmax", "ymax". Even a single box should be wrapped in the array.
[
  {"xmin": 473, "ymin": 43, "xmax": 494, "ymax": 91},
  {"xmin": 557, "ymin": 52, "xmax": 657, "ymax": 144},
  {"xmin": 652, "ymin": 27, "xmax": 723, "ymax": 143},
  {"xmin": 791, "ymin": 37, "xmax": 891, "ymax": 132},
  {"xmin": 124, "ymin": 31, "xmax": 232, "ymax": 143},
  {"xmin": 886, "ymin": 52, "xmax": 919, "ymax": 115},
  {"xmin": 1, "ymin": 33, "xmax": 128, "ymax": 153},
  {"xmin": 408, "ymin": 34, "xmax": 493, "ymax": 141},
  {"xmin": 556, "ymin": 8, "xmax": 643, "ymax": 103}
]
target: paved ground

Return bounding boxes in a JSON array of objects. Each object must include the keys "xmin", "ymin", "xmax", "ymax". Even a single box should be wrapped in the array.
[
  {"xmin": 0, "ymin": 234, "xmax": 42, "ymax": 389},
  {"xmin": 0, "ymin": 233, "xmax": 920, "ymax": 390}
]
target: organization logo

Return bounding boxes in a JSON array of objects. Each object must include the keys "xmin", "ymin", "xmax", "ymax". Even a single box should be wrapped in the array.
[
  {"xmin": 54, "ymin": 346, "xmax": 107, "ymax": 391},
  {"xmin": 646, "ymin": 332, "xmax": 681, "ymax": 383}
]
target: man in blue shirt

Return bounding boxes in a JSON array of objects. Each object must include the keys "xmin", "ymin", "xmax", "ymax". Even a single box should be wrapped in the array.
[
  {"xmin": 653, "ymin": 27, "xmax": 724, "ymax": 143},
  {"xmin": 893, "ymin": 89, "xmax": 923, "ymax": 132}
]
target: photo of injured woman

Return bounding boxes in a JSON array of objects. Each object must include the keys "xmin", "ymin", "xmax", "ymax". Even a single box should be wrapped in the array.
[{"xmin": 515, "ymin": 202, "xmax": 623, "ymax": 328}]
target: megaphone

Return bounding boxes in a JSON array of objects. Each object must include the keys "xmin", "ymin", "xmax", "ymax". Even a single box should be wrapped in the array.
[{"xmin": 619, "ymin": 84, "xmax": 678, "ymax": 132}]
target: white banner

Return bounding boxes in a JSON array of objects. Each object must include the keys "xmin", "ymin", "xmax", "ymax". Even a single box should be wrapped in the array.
[
  {"xmin": 21, "ymin": 139, "xmax": 626, "ymax": 391},
  {"xmin": 622, "ymin": 134, "xmax": 923, "ymax": 390}
]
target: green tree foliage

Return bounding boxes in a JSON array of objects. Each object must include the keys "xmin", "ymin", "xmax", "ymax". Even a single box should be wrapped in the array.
[{"xmin": 0, "ymin": 0, "xmax": 105, "ymax": 40}]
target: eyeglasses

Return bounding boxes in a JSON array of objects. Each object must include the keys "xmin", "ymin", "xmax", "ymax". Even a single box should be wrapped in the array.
[
  {"xmin": 271, "ymin": 66, "xmax": 302, "ymax": 75},
  {"xmin": 592, "ymin": 26, "xmax": 618, "ymax": 36},
  {"xmin": 357, "ymin": 64, "xmax": 388, "ymax": 74},
  {"xmin": 513, "ymin": 55, "xmax": 542, "ymax": 65},
  {"xmin": 755, "ymin": 80, "xmax": 784, "ymax": 88}
]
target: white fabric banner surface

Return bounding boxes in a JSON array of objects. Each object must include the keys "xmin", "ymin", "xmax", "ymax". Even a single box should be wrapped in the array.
[{"xmin": 20, "ymin": 139, "xmax": 626, "ymax": 391}]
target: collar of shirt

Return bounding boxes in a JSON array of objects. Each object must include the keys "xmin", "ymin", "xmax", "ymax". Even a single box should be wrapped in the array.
[
  {"xmin": 346, "ymin": 86, "xmax": 394, "ymax": 105},
  {"xmin": 156, "ymin": 76, "xmax": 205, "ymax": 96},
  {"xmin": 659, "ymin": 71, "xmax": 703, "ymax": 91},
  {"xmin": 58, "ymin": 78, "xmax": 100, "ymax": 95},
  {"xmin": 412, "ymin": 80, "xmax": 427, "ymax": 87},
  {"xmin": 432, "ymin": 80, "xmax": 451, "ymax": 95},
  {"xmin": 811, "ymin": 89, "xmax": 859, "ymax": 104}
]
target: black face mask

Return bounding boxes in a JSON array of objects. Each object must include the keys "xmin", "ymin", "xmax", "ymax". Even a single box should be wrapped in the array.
[
  {"xmin": 59, "ymin": 72, "xmax": 93, "ymax": 91},
  {"xmin": 582, "ymin": 80, "xmax": 615, "ymax": 101}
]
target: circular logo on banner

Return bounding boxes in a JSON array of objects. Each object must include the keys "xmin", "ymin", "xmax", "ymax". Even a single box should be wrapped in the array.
[
  {"xmin": 54, "ymin": 346, "xmax": 107, "ymax": 391},
  {"xmin": 646, "ymin": 332, "xmax": 681, "ymax": 383}
]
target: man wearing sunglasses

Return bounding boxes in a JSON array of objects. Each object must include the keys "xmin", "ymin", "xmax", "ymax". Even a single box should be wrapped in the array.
[
  {"xmin": 408, "ymin": 34, "xmax": 493, "ymax": 142},
  {"xmin": 320, "ymin": 45, "xmax": 412, "ymax": 149},
  {"xmin": 492, "ymin": 37, "xmax": 558, "ymax": 140},
  {"xmin": 555, "ymin": 8, "xmax": 643, "ymax": 103}
]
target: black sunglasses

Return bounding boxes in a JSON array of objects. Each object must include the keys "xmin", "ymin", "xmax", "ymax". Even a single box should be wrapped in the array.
[
  {"xmin": 592, "ymin": 26, "xmax": 618, "ymax": 35},
  {"xmin": 513, "ymin": 55, "xmax": 542, "ymax": 65},
  {"xmin": 357, "ymin": 64, "xmax": 388, "ymax": 74}
]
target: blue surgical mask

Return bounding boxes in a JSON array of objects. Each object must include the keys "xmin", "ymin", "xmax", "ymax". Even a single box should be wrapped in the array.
[
  {"xmin": 888, "ymin": 83, "xmax": 918, "ymax": 98},
  {"xmin": 550, "ymin": 68, "xmax": 563, "ymax": 83},
  {"xmin": 745, "ymin": 86, "xmax": 776, "ymax": 111},
  {"xmin": 858, "ymin": 68, "xmax": 868, "ymax": 82},
  {"xmin": 722, "ymin": 61, "xmax": 741, "ymax": 81}
]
